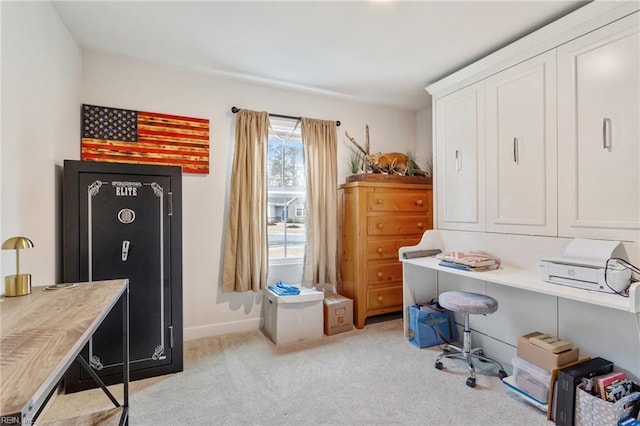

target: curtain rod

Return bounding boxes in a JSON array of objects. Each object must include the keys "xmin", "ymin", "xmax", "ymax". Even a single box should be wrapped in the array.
[{"xmin": 231, "ymin": 106, "xmax": 340, "ymax": 127}]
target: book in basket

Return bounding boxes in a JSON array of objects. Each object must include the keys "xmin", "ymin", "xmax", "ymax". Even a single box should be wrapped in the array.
[{"xmin": 596, "ymin": 371, "xmax": 628, "ymax": 400}]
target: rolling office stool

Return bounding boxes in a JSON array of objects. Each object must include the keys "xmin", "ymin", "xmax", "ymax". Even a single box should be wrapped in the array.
[{"xmin": 434, "ymin": 291, "xmax": 507, "ymax": 388}]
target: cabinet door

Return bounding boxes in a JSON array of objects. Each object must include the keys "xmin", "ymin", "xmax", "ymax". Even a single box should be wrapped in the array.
[
  {"xmin": 485, "ymin": 50, "xmax": 557, "ymax": 235},
  {"xmin": 558, "ymin": 13, "xmax": 639, "ymax": 241},
  {"xmin": 435, "ymin": 81, "xmax": 485, "ymax": 231}
]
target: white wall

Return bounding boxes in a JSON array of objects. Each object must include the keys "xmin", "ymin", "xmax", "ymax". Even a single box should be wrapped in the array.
[
  {"xmin": 415, "ymin": 106, "xmax": 432, "ymax": 175},
  {"xmin": 1, "ymin": 1, "xmax": 81, "ymax": 293},
  {"xmin": 1, "ymin": 1, "xmax": 418, "ymax": 340},
  {"xmin": 79, "ymin": 51, "xmax": 417, "ymax": 339},
  {"xmin": 1, "ymin": 3, "xmax": 3, "ymax": 286}
]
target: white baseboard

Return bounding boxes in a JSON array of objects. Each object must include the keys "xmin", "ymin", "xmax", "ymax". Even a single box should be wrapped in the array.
[{"xmin": 184, "ymin": 317, "xmax": 262, "ymax": 341}]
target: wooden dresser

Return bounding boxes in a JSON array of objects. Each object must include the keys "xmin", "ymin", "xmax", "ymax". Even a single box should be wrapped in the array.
[{"xmin": 338, "ymin": 180, "xmax": 433, "ymax": 328}]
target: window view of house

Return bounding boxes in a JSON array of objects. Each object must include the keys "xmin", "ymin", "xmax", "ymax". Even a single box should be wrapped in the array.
[{"xmin": 267, "ymin": 118, "xmax": 305, "ymax": 261}]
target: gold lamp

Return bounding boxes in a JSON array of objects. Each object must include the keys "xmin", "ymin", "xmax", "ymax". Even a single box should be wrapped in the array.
[{"xmin": 2, "ymin": 236, "xmax": 34, "ymax": 297}]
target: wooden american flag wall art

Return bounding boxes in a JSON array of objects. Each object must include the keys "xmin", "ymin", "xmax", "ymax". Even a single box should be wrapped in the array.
[{"xmin": 81, "ymin": 104, "xmax": 210, "ymax": 174}]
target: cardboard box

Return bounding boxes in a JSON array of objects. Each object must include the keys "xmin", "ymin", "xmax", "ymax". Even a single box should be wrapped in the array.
[
  {"xmin": 323, "ymin": 292, "xmax": 353, "ymax": 335},
  {"xmin": 263, "ymin": 286, "xmax": 324, "ymax": 344},
  {"xmin": 517, "ymin": 332, "xmax": 579, "ymax": 372}
]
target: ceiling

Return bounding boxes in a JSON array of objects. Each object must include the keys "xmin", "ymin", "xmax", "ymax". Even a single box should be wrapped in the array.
[{"xmin": 51, "ymin": 1, "xmax": 588, "ymax": 112}]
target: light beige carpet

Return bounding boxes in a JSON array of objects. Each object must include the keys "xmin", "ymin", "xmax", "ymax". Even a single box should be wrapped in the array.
[{"xmin": 41, "ymin": 317, "xmax": 549, "ymax": 425}]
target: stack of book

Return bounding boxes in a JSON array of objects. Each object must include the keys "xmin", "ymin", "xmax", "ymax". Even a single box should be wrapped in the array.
[
  {"xmin": 595, "ymin": 371, "xmax": 633, "ymax": 402},
  {"xmin": 435, "ymin": 250, "xmax": 501, "ymax": 272}
]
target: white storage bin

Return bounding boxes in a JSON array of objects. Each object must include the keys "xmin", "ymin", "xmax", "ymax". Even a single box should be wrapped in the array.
[
  {"xmin": 575, "ymin": 383, "xmax": 640, "ymax": 426},
  {"xmin": 512, "ymin": 356, "xmax": 552, "ymax": 404},
  {"xmin": 263, "ymin": 286, "xmax": 324, "ymax": 344}
]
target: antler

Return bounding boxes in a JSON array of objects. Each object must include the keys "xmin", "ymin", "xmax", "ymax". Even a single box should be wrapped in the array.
[
  {"xmin": 345, "ymin": 131, "xmax": 368, "ymax": 156},
  {"xmin": 365, "ymin": 125, "xmax": 370, "ymax": 154}
]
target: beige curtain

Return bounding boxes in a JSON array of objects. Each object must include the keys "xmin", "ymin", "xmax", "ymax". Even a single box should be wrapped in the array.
[
  {"xmin": 222, "ymin": 109, "xmax": 269, "ymax": 292},
  {"xmin": 301, "ymin": 117, "xmax": 338, "ymax": 286}
]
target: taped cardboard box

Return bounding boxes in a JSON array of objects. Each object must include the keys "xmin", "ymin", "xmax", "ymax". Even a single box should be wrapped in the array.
[
  {"xmin": 517, "ymin": 332, "xmax": 579, "ymax": 372},
  {"xmin": 323, "ymin": 292, "xmax": 353, "ymax": 335}
]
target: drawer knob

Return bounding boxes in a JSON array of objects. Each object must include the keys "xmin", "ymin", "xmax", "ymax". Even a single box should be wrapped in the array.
[
  {"xmin": 377, "ymin": 247, "xmax": 384, "ymax": 254},
  {"xmin": 376, "ymin": 223, "xmax": 383, "ymax": 229},
  {"xmin": 377, "ymin": 272, "xmax": 384, "ymax": 278},
  {"xmin": 416, "ymin": 199, "xmax": 424, "ymax": 206},
  {"xmin": 417, "ymin": 222, "xmax": 424, "ymax": 229},
  {"xmin": 377, "ymin": 198, "xmax": 383, "ymax": 204},
  {"xmin": 377, "ymin": 296, "xmax": 383, "ymax": 303}
]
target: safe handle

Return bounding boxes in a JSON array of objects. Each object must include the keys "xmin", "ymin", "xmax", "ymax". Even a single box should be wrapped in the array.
[{"xmin": 122, "ymin": 240, "xmax": 130, "ymax": 261}]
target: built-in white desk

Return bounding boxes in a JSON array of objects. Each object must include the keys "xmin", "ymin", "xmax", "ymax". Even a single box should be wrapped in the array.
[
  {"xmin": 399, "ymin": 230, "xmax": 640, "ymax": 379},
  {"xmin": 402, "ymin": 256, "xmax": 640, "ymax": 314}
]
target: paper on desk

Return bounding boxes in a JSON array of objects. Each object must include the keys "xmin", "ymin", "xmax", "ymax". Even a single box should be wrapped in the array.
[{"xmin": 563, "ymin": 238, "xmax": 626, "ymax": 262}]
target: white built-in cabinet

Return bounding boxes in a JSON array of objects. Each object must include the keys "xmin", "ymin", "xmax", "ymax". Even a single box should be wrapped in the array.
[
  {"xmin": 557, "ymin": 13, "xmax": 640, "ymax": 242},
  {"xmin": 435, "ymin": 81, "xmax": 485, "ymax": 231},
  {"xmin": 433, "ymin": 9, "xmax": 639, "ymax": 241},
  {"xmin": 485, "ymin": 50, "xmax": 557, "ymax": 236}
]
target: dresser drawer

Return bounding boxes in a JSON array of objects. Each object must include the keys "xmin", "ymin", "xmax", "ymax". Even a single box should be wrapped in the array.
[
  {"xmin": 367, "ymin": 215, "xmax": 429, "ymax": 236},
  {"xmin": 367, "ymin": 191, "xmax": 431, "ymax": 212},
  {"xmin": 366, "ymin": 237, "xmax": 420, "ymax": 260},
  {"xmin": 367, "ymin": 286, "xmax": 403, "ymax": 310},
  {"xmin": 367, "ymin": 261, "xmax": 403, "ymax": 285}
]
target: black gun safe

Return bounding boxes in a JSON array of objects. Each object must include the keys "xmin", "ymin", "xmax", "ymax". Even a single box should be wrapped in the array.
[{"xmin": 63, "ymin": 160, "xmax": 183, "ymax": 392}]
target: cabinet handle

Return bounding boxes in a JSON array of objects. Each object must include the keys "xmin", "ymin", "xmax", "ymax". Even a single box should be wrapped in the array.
[
  {"xmin": 377, "ymin": 247, "xmax": 384, "ymax": 254},
  {"xmin": 376, "ymin": 223, "xmax": 383, "ymax": 229},
  {"xmin": 455, "ymin": 150, "xmax": 461, "ymax": 172},
  {"xmin": 377, "ymin": 272, "xmax": 384, "ymax": 279},
  {"xmin": 377, "ymin": 296, "xmax": 383, "ymax": 303},
  {"xmin": 603, "ymin": 118, "xmax": 612, "ymax": 152},
  {"xmin": 416, "ymin": 199, "xmax": 423, "ymax": 207},
  {"xmin": 417, "ymin": 222, "xmax": 424, "ymax": 229},
  {"xmin": 377, "ymin": 198, "xmax": 383, "ymax": 204},
  {"xmin": 513, "ymin": 137, "xmax": 520, "ymax": 164}
]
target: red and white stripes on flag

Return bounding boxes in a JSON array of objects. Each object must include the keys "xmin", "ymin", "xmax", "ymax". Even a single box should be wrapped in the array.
[{"xmin": 81, "ymin": 104, "xmax": 210, "ymax": 174}]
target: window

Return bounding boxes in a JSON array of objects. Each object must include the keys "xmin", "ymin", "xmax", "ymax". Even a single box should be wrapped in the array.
[{"xmin": 267, "ymin": 117, "xmax": 305, "ymax": 261}]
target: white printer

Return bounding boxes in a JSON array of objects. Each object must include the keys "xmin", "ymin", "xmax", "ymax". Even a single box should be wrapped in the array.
[{"xmin": 537, "ymin": 239, "xmax": 632, "ymax": 294}]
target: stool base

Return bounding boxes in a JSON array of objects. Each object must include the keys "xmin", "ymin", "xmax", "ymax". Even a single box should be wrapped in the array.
[{"xmin": 434, "ymin": 313, "xmax": 507, "ymax": 387}]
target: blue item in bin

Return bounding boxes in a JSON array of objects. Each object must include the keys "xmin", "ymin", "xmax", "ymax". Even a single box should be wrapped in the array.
[
  {"xmin": 407, "ymin": 303, "xmax": 457, "ymax": 348},
  {"xmin": 268, "ymin": 281, "xmax": 301, "ymax": 296}
]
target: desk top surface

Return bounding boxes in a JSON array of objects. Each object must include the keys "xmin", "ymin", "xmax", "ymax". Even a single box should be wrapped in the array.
[
  {"xmin": 402, "ymin": 256, "xmax": 639, "ymax": 313},
  {"xmin": 0, "ymin": 280, "xmax": 127, "ymax": 417}
]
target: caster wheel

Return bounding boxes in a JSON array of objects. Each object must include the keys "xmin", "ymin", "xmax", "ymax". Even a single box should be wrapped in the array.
[
  {"xmin": 435, "ymin": 361, "xmax": 443, "ymax": 370},
  {"xmin": 466, "ymin": 377, "xmax": 476, "ymax": 388},
  {"xmin": 498, "ymin": 370, "xmax": 508, "ymax": 380}
]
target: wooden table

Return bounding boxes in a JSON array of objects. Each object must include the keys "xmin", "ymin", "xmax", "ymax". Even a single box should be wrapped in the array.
[{"xmin": 0, "ymin": 279, "xmax": 129, "ymax": 425}]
